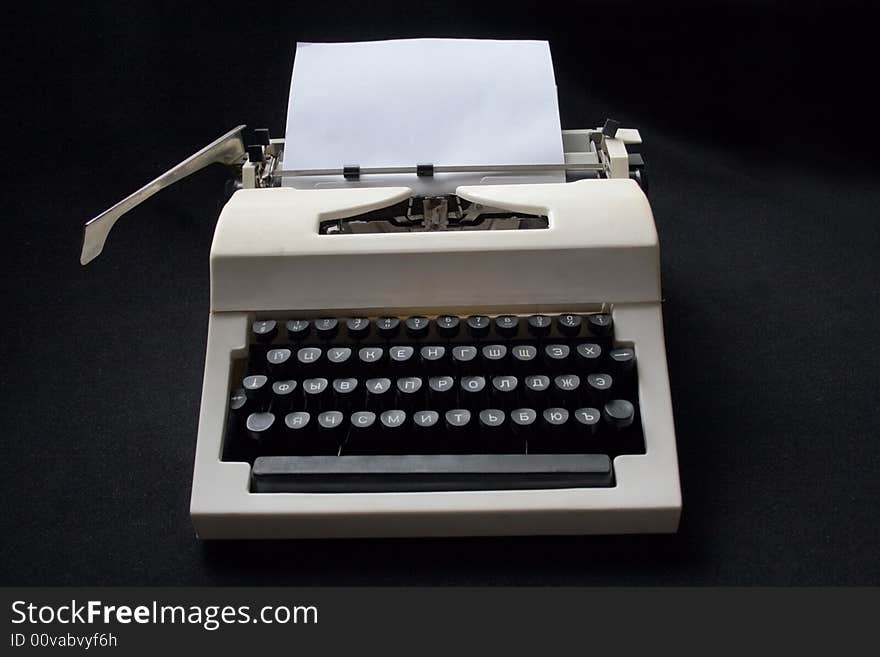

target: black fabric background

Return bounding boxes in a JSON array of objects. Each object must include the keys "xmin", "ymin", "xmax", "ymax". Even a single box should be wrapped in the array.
[{"xmin": 1, "ymin": 1, "xmax": 878, "ymax": 585}]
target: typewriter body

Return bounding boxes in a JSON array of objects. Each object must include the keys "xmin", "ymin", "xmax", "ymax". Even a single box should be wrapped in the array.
[{"xmin": 81, "ymin": 122, "xmax": 681, "ymax": 538}]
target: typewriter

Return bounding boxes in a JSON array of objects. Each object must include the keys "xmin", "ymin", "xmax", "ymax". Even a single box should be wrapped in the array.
[{"xmin": 81, "ymin": 120, "xmax": 681, "ymax": 538}]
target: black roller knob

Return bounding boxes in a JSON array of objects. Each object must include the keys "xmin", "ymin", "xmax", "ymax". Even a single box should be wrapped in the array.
[{"xmin": 603, "ymin": 399, "xmax": 635, "ymax": 430}]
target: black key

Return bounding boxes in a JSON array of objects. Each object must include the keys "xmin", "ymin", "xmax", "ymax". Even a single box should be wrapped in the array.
[
  {"xmin": 586, "ymin": 373, "xmax": 613, "ymax": 402},
  {"xmin": 252, "ymin": 319, "xmax": 277, "ymax": 343},
  {"xmin": 282, "ymin": 412, "xmax": 314, "ymax": 454},
  {"xmin": 495, "ymin": 315, "xmax": 519, "ymax": 338},
  {"xmin": 509, "ymin": 407, "xmax": 537, "ymax": 441},
  {"xmin": 427, "ymin": 376, "xmax": 456, "ymax": 407},
  {"xmin": 314, "ymin": 318, "xmax": 339, "ymax": 340},
  {"xmin": 379, "ymin": 410, "xmax": 408, "ymax": 449},
  {"xmin": 444, "ymin": 409, "xmax": 473, "ymax": 446},
  {"xmin": 459, "ymin": 376, "xmax": 487, "ymax": 406},
  {"xmin": 265, "ymin": 347, "xmax": 292, "ymax": 375},
  {"xmin": 346, "ymin": 317, "xmax": 370, "ymax": 339},
  {"xmin": 466, "ymin": 315, "xmax": 491, "ymax": 338},
  {"xmin": 405, "ymin": 315, "xmax": 430, "ymax": 338},
  {"xmin": 511, "ymin": 344, "xmax": 538, "ymax": 371},
  {"xmin": 364, "ymin": 377, "xmax": 393, "ymax": 410},
  {"xmin": 557, "ymin": 313, "xmax": 582, "ymax": 336},
  {"xmin": 572, "ymin": 407, "xmax": 602, "ymax": 437},
  {"xmin": 270, "ymin": 379, "xmax": 298, "ymax": 410},
  {"xmin": 345, "ymin": 410, "xmax": 378, "ymax": 454},
  {"xmin": 246, "ymin": 411, "xmax": 275, "ymax": 442},
  {"xmin": 396, "ymin": 376, "xmax": 424, "ymax": 409},
  {"xmin": 542, "ymin": 407, "xmax": 570, "ymax": 430},
  {"xmin": 286, "ymin": 319, "xmax": 310, "ymax": 341},
  {"xmin": 523, "ymin": 374, "xmax": 550, "ymax": 405},
  {"xmin": 587, "ymin": 313, "xmax": 613, "ymax": 337},
  {"xmin": 326, "ymin": 346, "xmax": 353, "ymax": 372},
  {"xmin": 481, "ymin": 344, "xmax": 508, "ymax": 371},
  {"xmin": 533, "ymin": 407, "xmax": 569, "ymax": 451},
  {"xmin": 316, "ymin": 411, "xmax": 345, "ymax": 453},
  {"xmin": 419, "ymin": 345, "xmax": 446, "ymax": 372},
  {"xmin": 302, "ymin": 377, "xmax": 330, "ymax": 411},
  {"xmin": 411, "ymin": 409, "xmax": 441, "ymax": 453},
  {"xmin": 376, "ymin": 316, "xmax": 401, "ymax": 338},
  {"xmin": 544, "ymin": 343, "xmax": 571, "ymax": 369},
  {"xmin": 358, "ymin": 345, "xmax": 385, "ymax": 370},
  {"xmin": 389, "ymin": 345, "xmax": 416, "ymax": 370},
  {"xmin": 242, "ymin": 374, "xmax": 269, "ymax": 403},
  {"xmin": 229, "ymin": 388, "xmax": 248, "ymax": 413},
  {"xmin": 604, "ymin": 399, "xmax": 635, "ymax": 430},
  {"xmin": 490, "ymin": 375, "xmax": 519, "ymax": 408},
  {"xmin": 478, "ymin": 409, "xmax": 508, "ymax": 452},
  {"xmin": 436, "ymin": 315, "xmax": 460, "ymax": 338},
  {"xmin": 283, "ymin": 411, "xmax": 311, "ymax": 435},
  {"xmin": 332, "ymin": 377, "xmax": 360, "ymax": 410},
  {"xmin": 553, "ymin": 373, "xmax": 581, "ymax": 405},
  {"xmin": 296, "ymin": 347, "xmax": 323, "ymax": 372},
  {"xmin": 575, "ymin": 343, "xmax": 602, "ymax": 370},
  {"xmin": 609, "ymin": 347, "xmax": 636, "ymax": 376},
  {"xmin": 452, "ymin": 345, "xmax": 478, "ymax": 370},
  {"xmin": 252, "ymin": 453, "xmax": 613, "ymax": 492},
  {"xmin": 527, "ymin": 314, "xmax": 551, "ymax": 337}
]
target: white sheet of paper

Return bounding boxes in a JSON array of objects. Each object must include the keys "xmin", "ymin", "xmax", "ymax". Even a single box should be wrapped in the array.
[{"xmin": 282, "ymin": 39, "xmax": 563, "ymax": 190}]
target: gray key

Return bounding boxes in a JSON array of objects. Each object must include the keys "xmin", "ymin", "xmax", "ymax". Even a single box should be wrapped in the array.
[
  {"xmin": 397, "ymin": 377, "xmax": 423, "ymax": 394},
  {"xmin": 246, "ymin": 411, "xmax": 275, "ymax": 441},
  {"xmin": 482, "ymin": 344, "xmax": 507, "ymax": 362},
  {"xmin": 252, "ymin": 319, "xmax": 277, "ymax": 343},
  {"xmin": 604, "ymin": 399, "xmax": 635, "ymax": 429},
  {"xmin": 543, "ymin": 407, "xmax": 569, "ymax": 426},
  {"xmin": 420, "ymin": 345, "xmax": 446, "ymax": 362},
  {"xmin": 573, "ymin": 407, "xmax": 601, "ymax": 435},
  {"xmin": 332, "ymin": 378, "xmax": 359, "ymax": 394},
  {"xmin": 479, "ymin": 409, "xmax": 505, "ymax": 428},
  {"xmin": 229, "ymin": 388, "xmax": 247, "ymax": 411},
  {"xmin": 242, "ymin": 374, "xmax": 269, "ymax": 401},
  {"xmin": 460, "ymin": 376, "xmax": 486, "ymax": 393},
  {"xmin": 452, "ymin": 346, "xmax": 477, "ymax": 363},
  {"xmin": 266, "ymin": 348, "xmax": 292, "ymax": 368},
  {"xmin": 284, "ymin": 411, "xmax": 311, "ymax": 430},
  {"xmin": 413, "ymin": 410, "xmax": 440, "ymax": 428},
  {"xmin": 554, "ymin": 374, "xmax": 581, "ymax": 391},
  {"xmin": 510, "ymin": 408, "xmax": 537, "ymax": 428},
  {"xmin": 576, "ymin": 343, "xmax": 602, "ymax": 368},
  {"xmin": 350, "ymin": 411, "xmax": 377, "ymax": 428},
  {"xmin": 297, "ymin": 347, "xmax": 322, "ymax": 365},
  {"xmin": 380, "ymin": 409, "xmax": 407, "ymax": 428},
  {"xmin": 303, "ymin": 378, "xmax": 329, "ymax": 395},
  {"xmin": 389, "ymin": 345, "xmax": 415, "ymax": 363},
  {"xmin": 511, "ymin": 345, "xmax": 537, "ymax": 363},
  {"xmin": 365, "ymin": 377, "xmax": 392, "ymax": 394},
  {"xmin": 327, "ymin": 347, "xmax": 353, "ymax": 364},
  {"xmin": 445, "ymin": 409, "xmax": 472, "ymax": 427},
  {"xmin": 359, "ymin": 346, "xmax": 384, "ymax": 364},
  {"xmin": 545, "ymin": 344, "xmax": 570, "ymax": 361},
  {"xmin": 317, "ymin": 411, "xmax": 344, "ymax": 429}
]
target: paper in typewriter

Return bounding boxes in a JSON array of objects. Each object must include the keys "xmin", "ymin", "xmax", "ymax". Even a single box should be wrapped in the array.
[{"xmin": 282, "ymin": 39, "xmax": 565, "ymax": 193}]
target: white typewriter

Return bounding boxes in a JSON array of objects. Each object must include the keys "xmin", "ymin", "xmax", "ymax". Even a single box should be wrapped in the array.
[
  {"xmin": 80, "ymin": 40, "xmax": 680, "ymax": 538},
  {"xmin": 80, "ymin": 122, "xmax": 680, "ymax": 538}
]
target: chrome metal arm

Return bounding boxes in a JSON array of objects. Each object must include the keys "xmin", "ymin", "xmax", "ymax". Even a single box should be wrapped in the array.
[{"xmin": 80, "ymin": 125, "xmax": 247, "ymax": 265}]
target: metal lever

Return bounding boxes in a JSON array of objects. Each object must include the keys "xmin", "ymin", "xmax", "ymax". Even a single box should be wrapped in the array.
[{"xmin": 79, "ymin": 125, "xmax": 247, "ymax": 265}]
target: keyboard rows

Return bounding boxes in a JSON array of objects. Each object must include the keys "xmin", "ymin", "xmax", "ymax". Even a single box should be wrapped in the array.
[
  {"xmin": 250, "ymin": 312, "xmax": 615, "ymax": 344},
  {"xmin": 230, "ymin": 402, "xmax": 637, "ymax": 456}
]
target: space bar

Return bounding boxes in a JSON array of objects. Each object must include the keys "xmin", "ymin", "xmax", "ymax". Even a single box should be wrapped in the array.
[{"xmin": 251, "ymin": 454, "xmax": 613, "ymax": 493}]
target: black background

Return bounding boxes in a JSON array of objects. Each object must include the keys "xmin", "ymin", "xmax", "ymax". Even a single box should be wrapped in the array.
[{"xmin": 1, "ymin": 1, "xmax": 878, "ymax": 585}]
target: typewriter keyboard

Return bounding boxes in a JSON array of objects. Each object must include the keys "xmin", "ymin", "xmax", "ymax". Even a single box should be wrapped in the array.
[{"xmin": 224, "ymin": 313, "xmax": 644, "ymax": 492}]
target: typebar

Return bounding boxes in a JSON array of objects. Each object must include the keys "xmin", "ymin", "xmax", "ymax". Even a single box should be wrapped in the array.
[{"xmin": 251, "ymin": 454, "xmax": 612, "ymax": 493}]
